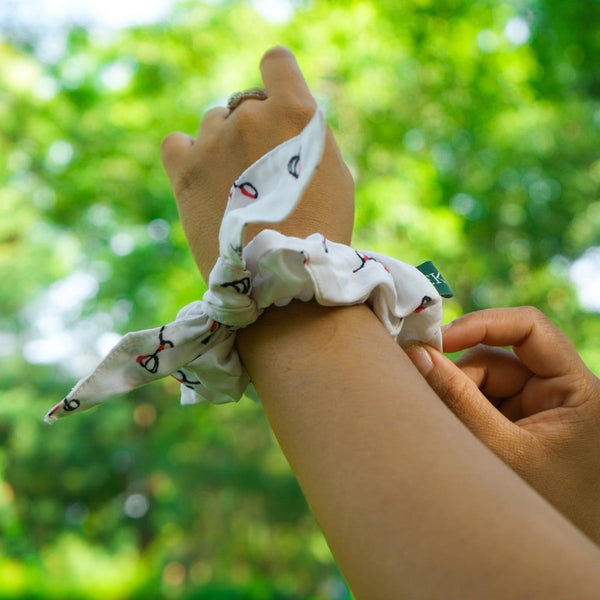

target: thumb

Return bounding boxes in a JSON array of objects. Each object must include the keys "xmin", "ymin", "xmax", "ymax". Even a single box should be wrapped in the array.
[{"xmin": 404, "ymin": 343, "xmax": 516, "ymax": 449}]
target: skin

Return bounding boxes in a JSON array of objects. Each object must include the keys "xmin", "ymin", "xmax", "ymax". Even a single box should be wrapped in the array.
[
  {"xmin": 161, "ymin": 46, "xmax": 600, "ymax": 599},
  {"xmin": 161, "ymin": 46, "xmax": 354, "ymax": 279},
  {"xmin": 404, "ymin": 306, "xmax": 600, "ymax": 544}
]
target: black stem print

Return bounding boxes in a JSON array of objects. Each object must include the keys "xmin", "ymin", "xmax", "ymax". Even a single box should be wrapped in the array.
[
  {"xmin": 172, "ymin": 370, "xmax": 202, "ymax": 390},
  {"xmin": 287, "ymin": 153, "xmax": 301, "ymax": 178},
  {"xmin": 221, "ymin": 277, "xmax": 251, "ymax": 295},
  {"xmin": 136, "ymin": 326, "xmax": 174, "ymax": 374}
]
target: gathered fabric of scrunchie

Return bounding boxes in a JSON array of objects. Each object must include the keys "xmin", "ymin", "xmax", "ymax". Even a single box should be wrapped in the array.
[{"xmin": 45, "ymin": 108, "xmax": 450, "ymax": 423}]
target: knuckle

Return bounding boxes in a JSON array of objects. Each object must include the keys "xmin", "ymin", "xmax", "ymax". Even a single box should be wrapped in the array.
[
  {"xmin": 229, "ymin": 107, "xmax": 271, "ymax": 159},
  {"xmin": 160, "ymin": 132, "xmax": 174, "ymax": 154},
  {"xmin": 232, "ymin": 101, "xmax": 315, "ymax": 153},
  {"xmin": 231, "ymin": 101, "xmax": 260, "ymax": 125},
  {"xmin": 276, "ymin": 102, "xmax": 317, "ymax": 133},
  {"xmin": 519, "ymin": 305, "xmax": 546, "ymax": 323},
  {"xmin": 160, "ymin": 132, "xmax": 181, "ymax": 162},
  {"xmin": 435, "ymin": 370, "xmax": 473, "ymax": 411},
  {"xmin": 230, "ymin": 104, "xmax": 262, "ymax": 139},
  {"xmin": 455, "ymin": 345, "xmax": 485, "ymax": 364}
]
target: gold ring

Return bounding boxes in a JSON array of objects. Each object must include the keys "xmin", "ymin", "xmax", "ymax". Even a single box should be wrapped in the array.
[{"xmin": 227, "ymin": 88, "xmax": 268, "ymax": 111}]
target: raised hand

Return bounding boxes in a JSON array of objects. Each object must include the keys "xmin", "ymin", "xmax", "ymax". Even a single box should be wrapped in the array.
[{"xmin": 160, "ymin": 46, "xmax": 354, "ymax": 280}]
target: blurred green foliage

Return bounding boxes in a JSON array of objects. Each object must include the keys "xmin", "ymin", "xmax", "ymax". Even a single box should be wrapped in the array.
[{"xmin": 1, "ymin": 0, "xmax": 599, "ymax": 597}]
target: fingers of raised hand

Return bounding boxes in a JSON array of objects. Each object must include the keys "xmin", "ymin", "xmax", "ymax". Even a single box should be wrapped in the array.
[
  {"xmin": 160, "ymin": 131, "xmax": 194, "ymax": 182},
  {"xmin": 197, "ymin": 106, "xmax": 229, "ymax": 138},
  {"xmin": 162, "ymin": 47, "xmax": 317, "ymax": 193},
  {"xmin": 259, "ymin": 46, "xmax": 314, "ymax": 104}
]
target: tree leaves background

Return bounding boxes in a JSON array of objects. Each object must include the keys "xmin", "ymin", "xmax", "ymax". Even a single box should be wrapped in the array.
[{"xmin": 1, "ymin": 0, "xmax": 599, "ymax": 597}]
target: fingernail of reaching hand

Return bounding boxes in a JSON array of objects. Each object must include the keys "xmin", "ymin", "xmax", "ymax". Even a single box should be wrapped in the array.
[{"xmin": 404, "ymin": 343, "xmax": 434, "ymax": 376}]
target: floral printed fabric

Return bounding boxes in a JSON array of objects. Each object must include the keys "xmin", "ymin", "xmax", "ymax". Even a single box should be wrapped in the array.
[{"xmin": 45, "ymin": 108, "xmax": 444, "ymax": 423}]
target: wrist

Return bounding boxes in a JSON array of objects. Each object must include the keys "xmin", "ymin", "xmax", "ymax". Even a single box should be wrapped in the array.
[
  {"xmin": 237, "ymin": 301, "xmax": 363, "ymax": 360},
  {"xmin": 234, "ymin": 300, "xmax": 391, "ymax": 435}
]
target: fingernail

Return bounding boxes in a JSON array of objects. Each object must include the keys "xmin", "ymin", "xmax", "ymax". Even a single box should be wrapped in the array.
[{"xmin": 404, "ymin": 343, "xmax": 434, "ymax": 376}]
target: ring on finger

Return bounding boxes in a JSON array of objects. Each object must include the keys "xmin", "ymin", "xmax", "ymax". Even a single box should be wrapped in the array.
[{"xmin": 227, "ymin": 88, "xmax": 268, "ymax": 111}]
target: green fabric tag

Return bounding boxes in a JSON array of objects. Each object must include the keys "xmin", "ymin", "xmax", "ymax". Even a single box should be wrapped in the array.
[{"xmin": 416, "ymin": 261, "xmax": 453, "ymax": 298}]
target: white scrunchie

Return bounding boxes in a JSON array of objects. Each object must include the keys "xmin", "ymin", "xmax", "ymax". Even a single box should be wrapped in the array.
[{"xmin": 45, "ymin": 108, "xmax": 450, "ymax": 423}]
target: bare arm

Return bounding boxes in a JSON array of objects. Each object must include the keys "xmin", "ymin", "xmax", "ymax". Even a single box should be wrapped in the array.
[
  {"xmin": 238, "ymin": 301, "xmax": 600, "ymax": 600},
  {"xmin": 162, "ymin": 46, "xmax": 600, "ymax": 600}
]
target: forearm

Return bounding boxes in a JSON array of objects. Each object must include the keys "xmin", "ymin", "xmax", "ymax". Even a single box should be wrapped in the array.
[{"xmin": 237, "ymin": 301, "xmax": 600, "ymax": 600}]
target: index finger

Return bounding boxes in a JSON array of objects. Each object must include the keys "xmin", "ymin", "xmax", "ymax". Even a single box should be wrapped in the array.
[
  {"xmin": 259, "ymin": 46, "xmax": 314, "ymax": 102},
  {"xmin": 442, "ymin": 307, "xmax": 585, "ymax": 378}
]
